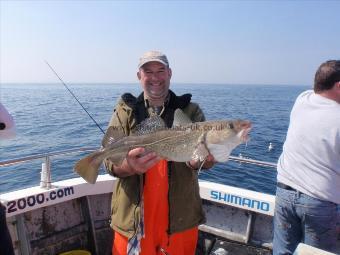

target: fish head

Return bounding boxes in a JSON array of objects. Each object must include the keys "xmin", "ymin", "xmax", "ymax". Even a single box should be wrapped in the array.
[
  {"xmin": 205, "ymin": 120, "xmax": 252, "ymax": 162},
  {"xmin": 230, "ymin": 119, "xmax": 252, "ymax": 142}
]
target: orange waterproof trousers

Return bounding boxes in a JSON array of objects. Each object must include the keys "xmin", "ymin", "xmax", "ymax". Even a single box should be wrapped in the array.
[{"xmin": 112, "ymin": 160, "xmax": 198, "ymax": 255}]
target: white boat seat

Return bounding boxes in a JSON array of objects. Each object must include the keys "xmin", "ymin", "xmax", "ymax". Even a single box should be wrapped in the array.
[{"xmin": 293, "ymin": 243, "xmax": 337, "ymax": 255}]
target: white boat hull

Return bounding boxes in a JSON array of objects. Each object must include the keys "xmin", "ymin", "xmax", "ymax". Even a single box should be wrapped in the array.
[{"xmin": 1, "ymin": 175, "xmax": 338, "ymax": 254}]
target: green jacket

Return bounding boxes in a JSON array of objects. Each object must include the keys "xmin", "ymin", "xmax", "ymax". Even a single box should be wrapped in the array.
[{"xmin": 104, "ymin": 90, "xmax": 206, "ymax": 239}]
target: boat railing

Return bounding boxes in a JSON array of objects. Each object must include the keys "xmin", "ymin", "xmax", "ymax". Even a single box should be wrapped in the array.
[
  {"xmin": 0, "ymin": 147, "xmax": 97, "ymax": 189},
  {"xmin": 0, "ymin": 147, "xmax": 277, "ymax": 189},
  {"xmin": 229, "ymin": 155, "xmax": 276, "ymax": 168}
]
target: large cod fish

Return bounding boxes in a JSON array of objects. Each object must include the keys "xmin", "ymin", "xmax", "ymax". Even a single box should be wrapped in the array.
[{"xmin": 74, "ymin": 109, "xmax": 252, "ymax": 184}]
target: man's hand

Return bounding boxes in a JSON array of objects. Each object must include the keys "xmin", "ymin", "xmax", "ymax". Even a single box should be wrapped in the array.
[
  {"xmin": 187, "ymin": 154, "xmax": 216, "ymax": 170},
  {"xmin": 125, "ymin": 148, "xmax": 161, "ymax": 174},
  {"xmin": 113, "ymin": 147, "xmax": 161, "ymax": 177}
]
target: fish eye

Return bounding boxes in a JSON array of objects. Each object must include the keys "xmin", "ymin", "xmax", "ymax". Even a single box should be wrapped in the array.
[{"xmin": 228, "ymin": 123, "xmax": 234, "ymax": 129}]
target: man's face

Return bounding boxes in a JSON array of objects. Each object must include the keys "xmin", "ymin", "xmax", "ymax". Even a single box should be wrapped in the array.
[{"xmin": 137, "ymin": 61, "xmax": 172, "ymax": 101}]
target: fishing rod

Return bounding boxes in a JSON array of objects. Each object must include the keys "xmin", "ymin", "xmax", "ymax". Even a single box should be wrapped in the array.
[{"xmin": 45, "ymin": 61, "xmax": 105, "ymax": 134}]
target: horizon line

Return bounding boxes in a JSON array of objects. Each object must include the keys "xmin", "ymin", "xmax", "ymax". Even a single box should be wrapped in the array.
[{"xmin": 0, "ymin": 82, "xmax": 310, "ymax": 87}]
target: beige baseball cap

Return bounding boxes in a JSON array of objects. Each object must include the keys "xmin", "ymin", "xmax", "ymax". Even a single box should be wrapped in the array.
[{"xmin": 138, "ymin": 50, "xmax": 169, "ymax": 68}]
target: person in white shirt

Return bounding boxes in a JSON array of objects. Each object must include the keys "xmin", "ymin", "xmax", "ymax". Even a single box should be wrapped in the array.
[
  {"xmin": 0, "ymin": 102, "xmax": 15, "ymax": 255},
  {"xmin": 273, "ymin": 60, "xmax": 340, "ymax": 254},
  {"xmin": 0, "ymin": 102, "xmax": 16, "ymax": 139}
]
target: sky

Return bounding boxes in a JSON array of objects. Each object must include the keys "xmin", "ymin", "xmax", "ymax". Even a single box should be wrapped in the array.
[{"xmin": 0, "ymin": 0, "xmax": 339, "ymax": 85}]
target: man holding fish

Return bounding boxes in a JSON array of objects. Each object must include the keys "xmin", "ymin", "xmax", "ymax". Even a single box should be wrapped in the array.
[
  {"xmin": 74, "ymin": 51, "xmax": 251, "ymax": 255},
  {"xmin": 109, "ymin": 50, "xmax": 214, "ymax": 255}
]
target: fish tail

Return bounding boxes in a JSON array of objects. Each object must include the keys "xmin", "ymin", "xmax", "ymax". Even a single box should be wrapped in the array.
[
  {"xmin": 74, "ymin": 145, "xmax": 130, "ymax": 184},
  {"xmin": 74, "ymin": 151, "xmax": 104, "ymax": 184}
]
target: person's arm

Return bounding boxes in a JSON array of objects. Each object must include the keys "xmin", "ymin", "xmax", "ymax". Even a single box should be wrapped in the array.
[{"xmin": 0, "ymin": 103, "xmax": 16, "ymax": 139}]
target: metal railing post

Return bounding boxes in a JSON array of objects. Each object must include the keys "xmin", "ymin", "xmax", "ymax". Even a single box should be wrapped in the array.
[{"xmin": 40, "ymin": 156, "xmax": 51, "ymax": 189}]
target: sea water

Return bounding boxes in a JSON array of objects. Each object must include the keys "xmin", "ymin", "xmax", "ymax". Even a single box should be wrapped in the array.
[{"xmin": 0, "ymin": 83, "xmax": 309, "ymax": 194}]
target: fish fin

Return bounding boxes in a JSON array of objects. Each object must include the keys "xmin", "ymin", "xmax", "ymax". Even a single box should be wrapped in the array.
[
  {"xmin": 133, "ymin": 116, "xmax": 167, "ymax": 135},
  {"xmin": 102, "ymin": 126, "xmax": 126, "ymax": 147},
  {"xmin": 207, "ymin": 143, "xmax": 232, "ymax": 162},
  {"xmin": 206, "ymin": 129, "xmax": 244, "ymax": 162},
  {"xmin": 172, "ymin": 109, "xmax": 192, "ymax": 127},
  {"xmin": 74, "ymin": 151, "xmax": 104, "ymax": 184},
  {"xmin": 106, "ymin": 150, "xmax": 129, "ymax": 166}
]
